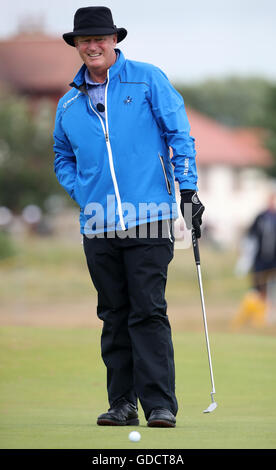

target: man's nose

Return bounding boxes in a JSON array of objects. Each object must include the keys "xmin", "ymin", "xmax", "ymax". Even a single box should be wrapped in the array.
[{"xmin": 87, "ymin": 39, "xmax": 97, "ymax": 49}]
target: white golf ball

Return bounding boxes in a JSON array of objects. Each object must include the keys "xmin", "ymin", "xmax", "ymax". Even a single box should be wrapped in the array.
[{"xmin": 128, "ymin": 431, "xmax": 141, "ymax": 442}]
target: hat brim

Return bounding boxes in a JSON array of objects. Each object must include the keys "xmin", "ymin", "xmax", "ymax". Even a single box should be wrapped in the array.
[{"xmin": 63, "ymin": 27, "xmax": 127, "ymax": 47}]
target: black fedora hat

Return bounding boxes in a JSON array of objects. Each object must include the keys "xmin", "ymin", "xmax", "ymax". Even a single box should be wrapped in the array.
[{"xmin": 63, "ymin": 6, "xmax": 127, "ymax": 47}]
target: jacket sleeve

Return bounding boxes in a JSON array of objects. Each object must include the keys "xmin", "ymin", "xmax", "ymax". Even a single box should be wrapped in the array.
[
  {"xmin": 53, "ymin": 101, "xmax": 77, "ymax": 202},
  {"xmin": 148, "ymin": 67, "xmax": 198, "ymax": 191}
]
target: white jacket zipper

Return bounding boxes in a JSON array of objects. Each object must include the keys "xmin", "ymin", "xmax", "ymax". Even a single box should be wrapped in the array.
[{"xmin": 88, "ymin": 70, "xmax": 126, "ymax": 231}]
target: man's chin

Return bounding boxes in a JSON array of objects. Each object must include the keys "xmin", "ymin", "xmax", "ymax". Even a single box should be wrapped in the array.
[{"xmin": 87, "ymin": 57, "xmax": 103, "ymax": 67}]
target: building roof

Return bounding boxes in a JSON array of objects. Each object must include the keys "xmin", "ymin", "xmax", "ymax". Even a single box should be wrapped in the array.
[
  {"xmin": 0, "ymin": 32, "xmax": 82, "ymax": 93},
  {"xmin": 186, "ymin": 107, "xmax": 272, "ymax": 167}
]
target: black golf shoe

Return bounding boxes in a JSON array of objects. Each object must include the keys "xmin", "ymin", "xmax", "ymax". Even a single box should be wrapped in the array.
[
  {"xmin": 147, "ymin": 408, "xmax": 176, "ymax": 427},
  {"xmin": 97, "ymin": 398, "xmax": 139, "ymax": 426}
]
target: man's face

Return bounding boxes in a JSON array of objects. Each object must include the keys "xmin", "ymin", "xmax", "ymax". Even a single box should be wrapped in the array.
[{"xmin": 75, "ymin": 34, "xmax": 117, "ymax": 77}]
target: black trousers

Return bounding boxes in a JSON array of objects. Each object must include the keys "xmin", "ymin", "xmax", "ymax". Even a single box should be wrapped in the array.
[{"xmin": 83, "ymin": 222, "xmax": 178, "ymax": 419}]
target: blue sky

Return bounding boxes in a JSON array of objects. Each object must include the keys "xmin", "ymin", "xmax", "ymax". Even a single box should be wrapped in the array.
[{"xmin": 1, "ymin": 0, "xmax": 276, "ymax": 83}]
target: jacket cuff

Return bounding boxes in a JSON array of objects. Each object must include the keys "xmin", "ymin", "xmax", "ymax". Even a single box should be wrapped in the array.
[{"xmin": 179, "ymin": 183, "xmax": 198, "ymax": 191}]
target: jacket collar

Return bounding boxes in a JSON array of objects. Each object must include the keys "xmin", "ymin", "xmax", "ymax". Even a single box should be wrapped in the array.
[{"xmin": 70, "ymin": 48, "xmax": 125, "ymax": 90}]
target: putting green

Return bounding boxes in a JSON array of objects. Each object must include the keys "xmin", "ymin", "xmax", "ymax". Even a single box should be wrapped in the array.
[{"xmin": 0, "ymin": 326, "xmax": 275, "ymax": 449}]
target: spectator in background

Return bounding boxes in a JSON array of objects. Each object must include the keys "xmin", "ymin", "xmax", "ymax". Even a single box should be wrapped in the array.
[{"xmin": 233, "ymin": 190, "xmax": 276, "ymax": 327}]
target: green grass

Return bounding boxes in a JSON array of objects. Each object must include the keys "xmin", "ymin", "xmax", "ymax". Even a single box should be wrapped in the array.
[
  {"xmin": 0, "ymin": 237, "xmax": 92, "ymax": 304},
  {"xmin": 1, "ymin": 235, "xmax": 275, "ymax": 449},
  {"xmin": 1, "ymin": 326, "xmax": 276, "ymax": 449},
  {"xmin": 0, "ymin": 235, "xmax": 249, "ymax": 307}
]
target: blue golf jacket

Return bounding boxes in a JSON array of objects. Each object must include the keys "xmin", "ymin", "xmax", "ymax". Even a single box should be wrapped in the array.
[{"xmin": 53, "ymin": 49, "xmax": 198, "ymax": 234}]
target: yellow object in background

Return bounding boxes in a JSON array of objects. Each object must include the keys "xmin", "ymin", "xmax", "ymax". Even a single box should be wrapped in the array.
[{"xmin": 232, "ymin": 290, "xmax": 267, "ymax": 328}]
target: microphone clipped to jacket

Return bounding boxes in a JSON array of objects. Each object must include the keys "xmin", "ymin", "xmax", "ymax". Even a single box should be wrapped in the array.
[{"xmin": 96, "ymin": 103, "xmax": 105, "ymax": 112}]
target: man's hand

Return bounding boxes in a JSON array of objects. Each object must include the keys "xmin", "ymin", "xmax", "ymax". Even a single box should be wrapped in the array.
[{"xmin": 180, "ymin": 190, "xmax": 205, "ymax": 238}]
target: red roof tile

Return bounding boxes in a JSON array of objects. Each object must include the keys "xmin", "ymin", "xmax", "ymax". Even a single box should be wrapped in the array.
[
  {"xmin": 186, "ymin": 107, "xmax": 272, "ymax": 167},
  {"xmin": 0, "ymin": 32, "xmax": 82, "ymax": 93}
]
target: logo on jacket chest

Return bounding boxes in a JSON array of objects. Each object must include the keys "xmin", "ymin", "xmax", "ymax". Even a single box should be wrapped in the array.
[{"xmin": 124, "ymin": 96, "xmax": 133, "ymax": 105}]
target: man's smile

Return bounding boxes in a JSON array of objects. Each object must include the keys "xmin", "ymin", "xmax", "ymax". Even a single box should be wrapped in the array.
[{"xmin": 87, "ymin": 53, "xmax": 102, "ymax": 58}]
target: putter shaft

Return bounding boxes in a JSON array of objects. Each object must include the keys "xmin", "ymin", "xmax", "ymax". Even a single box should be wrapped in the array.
[
  {"xmin": 196, "ymin": 263, "xmax": 216, "ymax": 397},
  {"xmin": 192, "ymin": 230, "xmax": 217, "ymax": 407}
]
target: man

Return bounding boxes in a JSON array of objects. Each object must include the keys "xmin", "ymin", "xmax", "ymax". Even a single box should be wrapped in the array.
[
  {"xmin": 233, "ymin": 191, "xmax": 276, "ymax": 327},
  {"xmin": 248, "ymin": 192, "xmax": 276, "ymax": 297},
  {"xmin": 54, "ymin": 6, "xmax": 204, "ymax": 427}
]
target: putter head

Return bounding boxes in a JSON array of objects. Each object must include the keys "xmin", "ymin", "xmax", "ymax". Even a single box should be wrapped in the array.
[{"xmin": 203, "ymin": 402, "xmax": 218, "ymax": 413}]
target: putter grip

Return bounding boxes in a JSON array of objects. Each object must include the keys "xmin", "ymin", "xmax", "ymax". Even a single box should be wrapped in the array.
[{"xmin": 192, "ymin": 229, "xmax": 200, "ymax": 265}]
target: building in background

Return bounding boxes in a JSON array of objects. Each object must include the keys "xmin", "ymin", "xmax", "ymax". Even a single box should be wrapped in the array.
[
  {"xmin": 0, "ymin": 32, "xmax": 273, "ymax": 245},
  {"xmin": 0, "ymin": 31, "xmax": 82, "ymax": 109},
  {"xmin": 186, "ymin": 108, "xmax": 273, "ymax": 246}
]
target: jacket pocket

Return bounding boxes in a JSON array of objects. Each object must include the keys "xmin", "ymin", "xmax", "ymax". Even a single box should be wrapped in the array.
[
  {"xmin": 72, "ymin": 177, "xmax": 83, "ymax": 209},
  {"xmin": 158, "ymin": 153, "xmax": 172, "ymax": 195}
]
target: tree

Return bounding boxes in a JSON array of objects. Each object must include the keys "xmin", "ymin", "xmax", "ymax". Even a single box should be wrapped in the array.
[
  {"xmin": 264, "ymin": 85, "xmax": 276, "ymax": 177},
  {"xmin": 176, "ymin": 77, "xmax": 271, "ymax": 127},
  {"xmin": 0, "ymin": 93, "xmax": 70, "ymax": 212}
]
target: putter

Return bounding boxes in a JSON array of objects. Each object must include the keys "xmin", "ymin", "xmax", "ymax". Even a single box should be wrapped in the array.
[{"xmin": 192, "ymin": 229, "xmax": 218, "ymax": 413}]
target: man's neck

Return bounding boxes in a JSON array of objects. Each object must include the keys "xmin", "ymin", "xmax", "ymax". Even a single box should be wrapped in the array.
[{"xmin": 87, "ymin": 70, "xmax": 107, "ymax": 84}]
